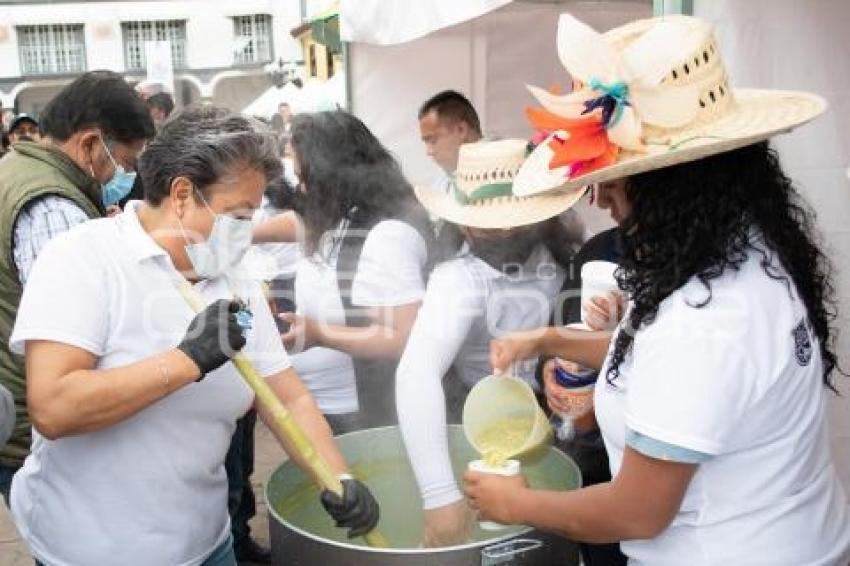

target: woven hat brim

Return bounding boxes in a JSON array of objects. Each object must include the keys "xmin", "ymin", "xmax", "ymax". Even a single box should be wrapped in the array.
[
  {"xmin": 414, "ymin": 184, "xmax": 587, "ymax": 229},
  {"xmin": 516, "ymin": 89, "xmax": 826, "ymax": 195}
]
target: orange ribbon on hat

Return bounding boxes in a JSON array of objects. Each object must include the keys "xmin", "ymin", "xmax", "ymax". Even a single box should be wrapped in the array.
[{"xmin": 526, "ymin": 104, "xmax": 620, "ymax": 179}]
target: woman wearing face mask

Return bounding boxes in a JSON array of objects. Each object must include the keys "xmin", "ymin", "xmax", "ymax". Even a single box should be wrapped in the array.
[
  {"xmin": 276, "ymin": 111, "xmax": 438, "ymax": 434},
  {"xmin": 7, "ymin": 106, "xmax": 379, "ymax": 566},
  {"xmin": 395, "ymin": 139, "xmax": 585, "ymax": 547}
]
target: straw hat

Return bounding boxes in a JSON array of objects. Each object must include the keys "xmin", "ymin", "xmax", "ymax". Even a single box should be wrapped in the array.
[
  {"xmin": 512, "ymin": 14, "xmax": 827, "ymax": 197},
  {"xmin": 415, "ymin": 139, "xmax": 586, "ymax": 229}
]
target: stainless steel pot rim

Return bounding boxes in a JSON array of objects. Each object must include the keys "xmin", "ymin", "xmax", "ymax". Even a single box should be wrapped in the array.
[
  {"xmin": 267, "ymin": 504, "xmax": 537, "ymax": 555},
  {"xmin": 264, "ymin": 425, "xmax": 583, "ymax": 554}
]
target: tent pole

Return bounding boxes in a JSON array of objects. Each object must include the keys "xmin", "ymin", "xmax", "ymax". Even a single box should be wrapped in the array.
[
  {"xmin": 343, "ymin": 41, "xmax": 352, "ymax": 111},
  {"xmin": 653, "ymin": 0, "xmax": 693, "ymax": 16}
]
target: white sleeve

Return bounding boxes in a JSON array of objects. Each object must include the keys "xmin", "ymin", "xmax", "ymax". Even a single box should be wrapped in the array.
[
  {"xmin": 396, "ymin": 263, "xmax": 480, "ymax": 509},
  {"xmin": 351, "ymin": 220, "xmax": 428, "ymax": 307},
  {"xmin": 10, "ymin": 232, "xmax": 108, "ymax": 357},
  {"xmin": 242, "ymin": 282, "xmax": 291, "ymax": 379},
  {"xmin": 625, "ymin": 299, "xmax": 760, "ymax": 456}
]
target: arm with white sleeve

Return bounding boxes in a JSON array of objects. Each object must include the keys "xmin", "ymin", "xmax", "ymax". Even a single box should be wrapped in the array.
[
  {"xmin": 396, "ymin": 263, "xmax": 480, "ymax": 547},
  {"xmin": 282, "ymin": 220, "xmax": 428, "ymax": 359}
]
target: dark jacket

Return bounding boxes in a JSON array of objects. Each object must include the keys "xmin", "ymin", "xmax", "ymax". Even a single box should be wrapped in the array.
[{"xmin": 0, "ymin": 142, "xmax": 104, "ymax": 467}]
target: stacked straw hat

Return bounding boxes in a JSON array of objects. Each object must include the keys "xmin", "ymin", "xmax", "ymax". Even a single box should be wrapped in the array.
[{"xmin": 415, "ymin": 138, "xmax": 587, "ymax": 229}]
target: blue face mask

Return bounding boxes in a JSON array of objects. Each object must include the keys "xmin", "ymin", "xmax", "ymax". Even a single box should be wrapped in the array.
[{"xmin": 96, "ymin": 136, "xmax": 137, "ymax": 207}]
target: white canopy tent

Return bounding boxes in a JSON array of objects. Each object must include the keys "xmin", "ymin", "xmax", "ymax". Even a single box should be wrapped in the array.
[
  {"xmin": 340, "ymin": 0, "xmax": 652, "ymax": 232},
  {"xmin": 240, "ymin": 81, "xmax": 304, "ymax": 119},
  {"xmin": 341, "ymin": 0, "xmax": 514, "ymax": 45},
  {"xmin": 240, "ymin": 72, "xmax": 348, "ymax": 119}
]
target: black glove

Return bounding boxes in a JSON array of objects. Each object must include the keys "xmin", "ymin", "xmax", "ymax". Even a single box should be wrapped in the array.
[
  {"xmin": 177, "ymin": 299, "xmax": 247, "ymax": 379},
  {"xmin": 320, "ymin": 477, "xmax": 380, "ymax": 539}
]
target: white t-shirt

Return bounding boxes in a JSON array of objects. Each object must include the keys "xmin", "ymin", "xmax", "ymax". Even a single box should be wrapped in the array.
[
  {"xmin": 291, "ymin": 254, "xmax": 356, "ymax": 415},
  {"xmin": 397, "ymin": 245, "xmax": 565, "ymax": 509},
  {"xmin": 291, "ymin": 219, "xmax": 427, "ymax": 414},
  {"xmin": 282, "ymin": 157, "xmax": 299, "ymax": 189},
  {"xmin": 595, "ymin": 247, "xmax": 850, "ymax": 565},
  {"xmin": 8, "ymin": 203, "xmax": 290, "ymax": 566}
]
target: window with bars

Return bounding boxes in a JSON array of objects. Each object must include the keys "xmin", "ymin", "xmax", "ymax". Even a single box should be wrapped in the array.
[
  {"xmin": 122, "ymin": 20, "xmax": 187, "ymax": 70},
  {"xmin": 232, "ymin": 14, "xmax": 273, "ymax": 65},
  {"xmin": 17, "ymin": 24, "xmax": 86, "ymax": 75}
]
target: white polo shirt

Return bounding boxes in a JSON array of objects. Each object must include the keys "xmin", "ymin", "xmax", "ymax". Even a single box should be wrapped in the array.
[
  {"xmin": 595, "ymin": 248, "xmax": 850, "ymax": 565},
  {"xmin": 9, "ymin": 202, "xmax": 290, "ymax": 566}
]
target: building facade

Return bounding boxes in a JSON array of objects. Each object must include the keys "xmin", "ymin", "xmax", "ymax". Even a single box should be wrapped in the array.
[{"xmin": 0, "ymin": 0, "xmax": 308, "ymax": 117}]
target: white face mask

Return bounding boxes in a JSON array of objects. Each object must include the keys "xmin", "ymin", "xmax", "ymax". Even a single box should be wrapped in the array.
[{"xmin": 179, "ymin": 189, "xmax": 253, "ymax": 279}]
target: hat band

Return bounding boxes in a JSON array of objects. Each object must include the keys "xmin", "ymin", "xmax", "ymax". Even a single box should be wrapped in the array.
[{"xmin": 452, "ymin": 181, "xmax": 514, "ymax": 205}]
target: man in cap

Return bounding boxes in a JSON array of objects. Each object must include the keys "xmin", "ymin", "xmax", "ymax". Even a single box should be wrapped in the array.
[{"xmin": 7, "ymin": 114, "xmax": 40, "ymax": 144}]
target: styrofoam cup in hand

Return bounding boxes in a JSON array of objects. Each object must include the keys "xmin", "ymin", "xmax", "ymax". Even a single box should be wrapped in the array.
[
  {"xmin": 580, "ymin": 260, "xmax": 619, "ymax": 325},
  {"xmin": 468, "ymin": 459, "xmax": 521, "ymax": 531}
]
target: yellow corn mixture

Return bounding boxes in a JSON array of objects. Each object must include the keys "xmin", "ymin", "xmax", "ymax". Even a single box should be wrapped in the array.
[{"xmin": 476, "ymin": 416, "xmax": 535, "ymax": 467}]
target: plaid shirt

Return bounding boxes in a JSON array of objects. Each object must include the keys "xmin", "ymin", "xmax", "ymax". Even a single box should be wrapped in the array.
[{"xmin": 12, "ymin": 194, "xmax": 90, "ymax": 285}]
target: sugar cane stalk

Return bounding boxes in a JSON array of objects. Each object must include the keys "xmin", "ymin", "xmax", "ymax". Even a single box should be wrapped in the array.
[{"xmin": 175, "ymin": 280, "xmax": 388, "ymax": 548}]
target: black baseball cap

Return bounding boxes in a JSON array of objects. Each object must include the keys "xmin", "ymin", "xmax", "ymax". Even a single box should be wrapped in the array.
[{"xmin": 9, "ymin": 113, "xmax": 38, "ymax": 132}]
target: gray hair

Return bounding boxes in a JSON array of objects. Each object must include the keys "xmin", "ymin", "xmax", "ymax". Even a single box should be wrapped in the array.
[{"xmin": 139, "ymin": 104, "xmax": 282, "ymax": 206}]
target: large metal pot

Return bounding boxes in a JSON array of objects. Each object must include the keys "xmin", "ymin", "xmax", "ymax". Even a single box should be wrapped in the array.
[{"xmin": 267, "ymin": 425, "xmax": 581, "ymax": 565}]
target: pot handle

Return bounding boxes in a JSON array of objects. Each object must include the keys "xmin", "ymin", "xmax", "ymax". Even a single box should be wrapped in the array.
[{"xmin": 481, "ymin": 538, "xmax": 544, "ymax": 565}]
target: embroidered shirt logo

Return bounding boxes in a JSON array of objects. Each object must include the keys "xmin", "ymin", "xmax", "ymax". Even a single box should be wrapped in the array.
[{"xmin": 792, "ymin": 318, "xmax": 813, "ymax": 366}]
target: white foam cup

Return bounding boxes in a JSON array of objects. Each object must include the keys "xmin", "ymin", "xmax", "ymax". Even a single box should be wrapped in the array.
[
  {"xmin": 580, "ymin": 260, "xmax": 620, "ymax": 325},
  {"xmin": 467, "ymin": 459, "xmax": 522, "ymax": 531}
]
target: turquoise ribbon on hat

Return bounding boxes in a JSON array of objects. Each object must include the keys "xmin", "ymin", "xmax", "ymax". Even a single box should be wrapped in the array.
[
  {"xmin": 451, "ymin": 181, "xmax": 514, "ymax": 205},
  {"xmin": 583, "ymin": 77, "xmax": 631, "ymax": 128},
  {"xmin": 589, "ymin": 78, "xmax": 629, "ymax": 102}
]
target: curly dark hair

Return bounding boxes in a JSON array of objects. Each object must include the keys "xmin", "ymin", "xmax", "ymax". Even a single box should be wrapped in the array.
[
  {"xmin": 607, "ymin": 142, "xmax": 840, "ymax": 390},
  {"xmin": 291, "ymin": 111, "xmax": 435, "ymax": 258}
]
